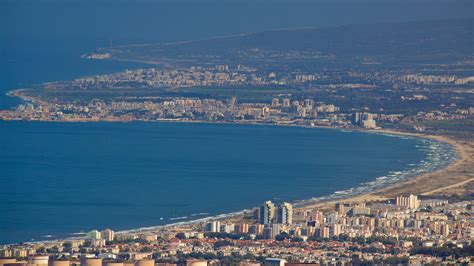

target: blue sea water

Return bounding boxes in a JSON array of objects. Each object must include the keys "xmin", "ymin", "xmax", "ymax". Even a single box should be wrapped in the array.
[
  {"xmin": 0, "ymin": 0, "xmax": 468, "ymax": 244},
  {"xmin": 0, "ymin": 121, "xmax": 453, "ymax": 244}
]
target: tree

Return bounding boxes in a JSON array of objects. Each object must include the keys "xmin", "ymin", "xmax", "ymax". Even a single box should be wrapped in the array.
[
  {"xmin": 62, "ymin": 242, "xmax": 73, "ymax": 253},
  {"xmin": 275, "ymin": 232, "xmax": 289, "ymax": 241},
  {"xmin": 214, "ymin": 240, "xmax": 233, "ymax": 248},
  {"xmin": 291, "ymin": 237, "xmax": 304, "ymax": 243},
  {"xmin": 175, "ymin": 233, "xmax": 186, "ymax": 239},
  {"xmin": 140, "ymin": 247, "xmax": 152, "ymax": 253},
  {"xmin": 36, "ymin": 247, "xmax": 46, "ymax": 254}
]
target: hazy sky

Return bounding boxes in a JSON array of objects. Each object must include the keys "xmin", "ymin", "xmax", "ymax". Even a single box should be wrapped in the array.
[{"xmin": 2, "ymin": 0, "xmax": 473, "ymax": 45}]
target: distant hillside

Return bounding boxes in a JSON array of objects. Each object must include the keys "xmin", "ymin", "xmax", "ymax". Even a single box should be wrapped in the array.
[{"xmin": 98, "ymin": 19, "xmax": 473, "ymax": 66}]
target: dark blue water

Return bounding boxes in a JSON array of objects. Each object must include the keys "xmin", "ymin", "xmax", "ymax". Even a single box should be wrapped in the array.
[
  {"xmin": 1, "ymin": 121, "xmax": 430, "ymax": 244},
  {"xmin": 0, "ymin": 0, "xmax": 470, "ymax": 244}
]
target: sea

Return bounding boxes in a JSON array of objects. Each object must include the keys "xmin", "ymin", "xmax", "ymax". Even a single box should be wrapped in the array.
[{"xmin": 0, "ymin": 0, "xmax": 469, "ymax": 244}]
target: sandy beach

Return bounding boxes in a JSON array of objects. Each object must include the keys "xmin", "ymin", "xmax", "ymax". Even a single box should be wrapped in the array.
[
  {"xmin": 297, "ymin": 130, "xmax": 474, "ymax": 213},
  {"xmin": 145, "ymin": 127, "xmax": 474, "ymax": 229}
]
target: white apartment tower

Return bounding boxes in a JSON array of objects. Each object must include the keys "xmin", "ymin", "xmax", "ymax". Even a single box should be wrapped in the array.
[
  {"xmin": 260, "ymin": 201, "xmax": 276, "ymax": 224},
  {"xmin": 277, "ymin": 202, "xmax": 293, "ymax": 225},
  {"xmin": 396, "ymin": 194, "xmax": 420, "ymax": 209}
]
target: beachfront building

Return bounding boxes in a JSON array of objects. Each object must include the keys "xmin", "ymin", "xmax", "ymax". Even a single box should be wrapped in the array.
[
  {"xmin": 204, "ymin": 221, "xmax": 221, "ymax": 233},
  {"xmin": 277, "ymin": 202, "xmax": 293, "ymax": 225},
  {"xmin": 260, "ymin": 201, "xmax": 276, "ymax": 224},
  {"xmin": 101, "ymin": 229, "xmax": 115, "ymax": 241},
  {"xmin": 88, "ymin": 230, "xmax": 102, "ymax": 240},
  {"xmin": 249, "ymin": 224, "xmax": 264, "ymax": 235},
  {"xmin": 234, "ymin": 223, "xmax": 249, "ymax": 234},
  {"xmin": 396, "ymin": 194, "xmax": 420, "ymax": 209},
  {"xmin": 219, "ymin": 223, "xmax": 234, "ymax": 233}
]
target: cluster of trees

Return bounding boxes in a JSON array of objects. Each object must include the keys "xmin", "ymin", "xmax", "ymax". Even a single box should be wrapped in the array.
[
  {"xmin": 213, "ymin": 240, "xmax": 233, "ymax": 248},
  {"xmin": 204, "ymin": 232, "xmax": 252, "ymax": 240},
  {"xmin": 274, "ymin": 232, "xmax": 303, "ymax": 243},
  {"xmin": 411, "ymin": 244, "xmax": 474, "ymax": 259},
  {"xmin": 174, "ymin": 251, "xmax": 261, "ymax": 265},
  {"xmin": 307, "ymin": 234, "xmax": 397, "ymax": 246},
  {"xmin": 174, "ymin": 233, "xmax": 187, "ymax": 240},
  {"xmin": 351, "ymin": 256, "xmax": 409, "ymax": 265}
]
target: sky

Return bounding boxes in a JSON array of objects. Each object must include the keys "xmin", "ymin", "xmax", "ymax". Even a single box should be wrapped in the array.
[{"xmin": 2, "ymin": 0, "xmax": 473, "ymax": 46}]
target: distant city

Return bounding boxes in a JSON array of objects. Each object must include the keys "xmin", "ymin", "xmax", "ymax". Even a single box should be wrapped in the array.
[{"xmin": 2, "ymin": 64, "xmax": 473, "ymax": 136}]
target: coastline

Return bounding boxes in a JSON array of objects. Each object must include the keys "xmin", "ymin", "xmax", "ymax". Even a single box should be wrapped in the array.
[
  {"xmin": 79, "ymin": 126, "xmax": 473, "ymax": 242},
  {"xmin": 2, "ymin": 118, "xmax": 471, "ymax": 246},
  {"xmin": 296, "ymin": 130, "xmax": 473, "ymax": 212},
  {"xmin": 84, "ymin": 126, "xmax": 473, "ymax": 237}
]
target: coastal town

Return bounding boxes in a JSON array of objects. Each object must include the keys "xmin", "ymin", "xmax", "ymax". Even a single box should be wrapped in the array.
[
  {"xmin": 1, "ymin": 194, "xmax": 473, "ymax": 265},
  {"xmin": 1, "ymin": 64, "xmax": 473, "ymax": 137}
]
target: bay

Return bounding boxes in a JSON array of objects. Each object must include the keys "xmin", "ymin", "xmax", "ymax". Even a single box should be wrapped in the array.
[{"xmin": 0, "ymin": 121, "xmax": 439, "ymax": 244}]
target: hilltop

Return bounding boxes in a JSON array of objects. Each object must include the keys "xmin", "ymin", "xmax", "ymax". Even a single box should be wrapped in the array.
[{"xmin": 93, "ymin": 19, "xmax": 473, "ymax": 68}]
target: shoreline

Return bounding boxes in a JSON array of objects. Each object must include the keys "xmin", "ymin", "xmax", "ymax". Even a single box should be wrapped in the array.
[
  {"xmin": 296, "ymin": 129, "xmax": 473, "ymax": 212},
  {"xmin": 1, "ymin": 118, "xmax": 471, "ymax": 246},
  {"xmin": 115, "ymin": 128, "xmax": 464, "ymax": 232}
]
